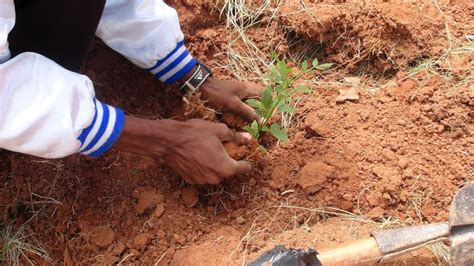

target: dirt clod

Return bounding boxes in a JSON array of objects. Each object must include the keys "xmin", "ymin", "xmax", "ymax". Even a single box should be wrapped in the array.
[
  {"xmin": 133, "ymin": 233, "xmax": 152, "ymax": 250},
  {"xmin": 297, "ymin": 162, "xmax": 335, "ymax": 193},
  {"xmin": 90, "ymin": 227, "xmax": 115, "ymax": 248},
  {"xmin": 180, "ymin": 187, "xmax": 199, "ymax": 208},
  {"xmin": 336, "ymin": 87, "xmax": 360, "ymax": 103},
  {"xmin": 154, "ymin": 203, "xmax": 165, "ymax": 218},
  {"xmin": 304, "ymin": 113, "xmax": 332, "ymax": 137},
  {"xmin": 173, "ymin": 234, "xmax": 187, "ymax": 246},
  {"xmin": 135, "ymin": 189, "xmax": 164, "ymax": 215}
]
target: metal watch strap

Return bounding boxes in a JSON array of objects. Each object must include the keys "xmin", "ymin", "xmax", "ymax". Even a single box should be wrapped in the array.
[{"xmin": 179, "ymin": 62, "xmax": 212, "ymax": 94}]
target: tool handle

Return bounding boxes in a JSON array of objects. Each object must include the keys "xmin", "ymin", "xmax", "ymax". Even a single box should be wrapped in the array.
[{"xmin": 318, "ymin": 237, "xmax": 383, "ymax": 265}]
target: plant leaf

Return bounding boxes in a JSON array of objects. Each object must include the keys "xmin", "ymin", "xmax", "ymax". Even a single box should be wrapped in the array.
[
  {"xmin": 301, "ymin": 60, "xmax": 308, "ymax": 72},
  {"xmin": 314, "ymin": 63, "xmax": 334, "ymax": 71},
  {"xmin": 261, "ymin": 125, "xmax": 270, "ymax": 132},
  {"xmin": 243, "ymin": 125, "xmax": 254, "ymax": 137},
  {"xmin": 271, "ymin": 99, "xmax": 286, "ymax": 110},
  {"xmin": 251, "ymin": 120, "xmax": 259, "ymax": 133},
  {"xmin": 246, "ymin": 99, "xmax": 265, "ymax": 111},
  {"xmin": 261, "ymin": 87, "xmax": 273, "ymax": 108},
  {"xmin": 244, "ymin": 120, "xmax": 260, "ymax": 138},
  {"xmin": 312, "ymin": 58, "xmax": 319, "ymax": 68},
  {"xmin": 279, "ymin": 104, "xmax": 296, "ymax": 113},
  {"xmin": 270, "ymin": 123, "xmax": 289, "ymax": 142}
]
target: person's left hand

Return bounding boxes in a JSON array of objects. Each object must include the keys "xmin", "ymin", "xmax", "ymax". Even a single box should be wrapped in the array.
[{"xmin": 199, "ymin": 77, "xmax": 263, "ymax": 121}]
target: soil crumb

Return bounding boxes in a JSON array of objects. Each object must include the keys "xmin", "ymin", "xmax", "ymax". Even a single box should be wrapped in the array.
[{"xmin": 180, "ymin": 187, "xmax": 199, "ymax": 208}]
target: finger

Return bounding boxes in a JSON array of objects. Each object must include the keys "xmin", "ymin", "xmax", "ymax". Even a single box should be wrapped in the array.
[
  {"xmin": 234, "ymin": 132, "xmax": 253, "ymax": 145},
  {"xmin": 229, "ymin": 99, "xmax": 262, "ymax": 122},
  {"xmin": 236, "ymin": 82, "xmax": 264, "ymax": 100},
  {"xmin": 210, "ymin": 123, "xmax": 236, "ymax": 142},
  {"xmin": 176, "ymin": 166, "xmax": 199, "ymax": 185},
  {"xmin": 234, "ymin": 160, "xmax": 252, "ymax": 176},
  {"xmin": 222, "ymin": 160, "xmax": 252, "ymax": 178},
  {"xmin": 194, "ymin": 173, "xmax": 221, "ymax": 185},
  {"xmin": 204, "ymin": 175, "xmax": 223, "ymax": 185},
  {"xmin": 180, "ymin": 172, "xmax": 197, "ymax": 185}
]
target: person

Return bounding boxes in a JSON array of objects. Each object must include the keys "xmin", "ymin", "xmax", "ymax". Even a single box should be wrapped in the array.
[{"xmin": 0, "ymin": 0, "xmax": 262, "ymax": 185}]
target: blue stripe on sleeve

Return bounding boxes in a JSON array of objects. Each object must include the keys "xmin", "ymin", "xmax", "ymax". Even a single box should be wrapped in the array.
[
  {"xmin": 88, "ymin": 108, "xmax": 125, "ymax": 158},
  {"xmin": 154, "ymin": 49, "xmax": 189, "ymax": 78},
  {"xmin": 164, "ymin": 58, "xmax": 198, "ymax": 84},
  {"xmin": 145, "ymin": 41, "xmax": 185, "ymax": 71},
  {"xmin": 77, "ymin": 99, "xmax": 125, "ymax": 157},
  {"xmin": 145, "ymin": 41, "xmax": 198, "ymax": 85},
  {"xmin": 81, "ymin": 102, "xmax": 110, "ymax": 153}
]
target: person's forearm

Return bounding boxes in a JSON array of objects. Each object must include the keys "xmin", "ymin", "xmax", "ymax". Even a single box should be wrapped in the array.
[
  {"xmin": 112, "ymin": 116, "xmax": 252, "ymax": 185},
  {"xmin": 113, "ymin": 116, "xmax": 189, "ymax": 158}
]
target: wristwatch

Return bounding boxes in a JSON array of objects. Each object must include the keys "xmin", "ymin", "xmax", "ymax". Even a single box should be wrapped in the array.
[{"xmin": 179, "ymin": 61, "xmax": 212, "ymax": 94}]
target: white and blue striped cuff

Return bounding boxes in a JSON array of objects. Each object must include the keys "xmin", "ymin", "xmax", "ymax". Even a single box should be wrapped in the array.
[
  {"xmin": 147, "ymin": 41, "xmax": 198, "ymax": 84},
  {"xmin": 77, "ymin": 99, "xmax": 125, "ymax": 157}
]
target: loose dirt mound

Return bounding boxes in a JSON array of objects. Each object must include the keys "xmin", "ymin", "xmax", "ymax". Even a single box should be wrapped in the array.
[
  {"xmin": 279, "ymin": 1, "xmax": 447, "ymax": 74},
  {"xmin": 0, "ymin": 0, "xmax": 472, "ymax": 265}
]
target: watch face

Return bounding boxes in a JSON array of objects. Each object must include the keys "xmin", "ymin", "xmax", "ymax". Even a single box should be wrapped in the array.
[
  {"xmin": 194, "ymin": 69, "xmax": 205, "ymax": 81},
  {"xmin": 179, "ymin": 63, "xmax": 211, "ymax": 94}
]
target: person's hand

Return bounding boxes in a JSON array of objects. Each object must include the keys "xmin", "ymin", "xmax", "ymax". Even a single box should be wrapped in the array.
[
  {"xmin": 114, "ymin": 116, "xmax": 252, "ymax": 185},
  {"xmin": 199, "ymin": 77, "xmax": 263, "ymax": 121}
]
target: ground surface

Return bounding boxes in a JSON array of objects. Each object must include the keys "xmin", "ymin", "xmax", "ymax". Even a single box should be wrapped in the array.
[{"xmin": 1, "ymin": 0, "xmax": 473, "ymax": 265}]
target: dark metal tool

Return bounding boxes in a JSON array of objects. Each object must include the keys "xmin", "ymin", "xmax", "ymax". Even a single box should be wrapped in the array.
[{"xmin": 249, "ymin": 183, "xmax": 474, "ymax": 266}]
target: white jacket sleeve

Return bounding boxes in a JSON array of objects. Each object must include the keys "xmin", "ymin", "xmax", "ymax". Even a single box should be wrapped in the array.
[
  {"xmin": 97, "ymin": 0, "xmax": 197, "ymax": 84},
  {"xmin": 0, "ymin": 1, "xmax": 124, "ymax": 159}
]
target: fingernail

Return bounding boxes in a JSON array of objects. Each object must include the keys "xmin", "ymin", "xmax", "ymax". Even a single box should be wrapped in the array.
[{"xmin": 241, "ymin": 132, "xmax": 252, "ymax": 140}]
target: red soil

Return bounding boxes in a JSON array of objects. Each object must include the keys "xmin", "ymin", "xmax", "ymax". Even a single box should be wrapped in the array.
[{"xmin": 0, "ymin": 0, "xmax": 472, "ymax": 265}]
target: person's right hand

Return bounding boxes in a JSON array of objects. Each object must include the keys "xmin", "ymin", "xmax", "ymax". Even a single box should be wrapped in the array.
[{"xmin": 113, "ymin": 116, "xmax": 252, "ymax": 185}]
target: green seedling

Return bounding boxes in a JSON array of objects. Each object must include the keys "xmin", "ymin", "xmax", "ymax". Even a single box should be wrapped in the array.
[{"xmin": 244, "ymin": 56, "xmax": 333, "ymax": 141}]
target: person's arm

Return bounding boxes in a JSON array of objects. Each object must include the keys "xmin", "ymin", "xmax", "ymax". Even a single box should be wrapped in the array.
[
  {"xmin": 97, "ymin": 0, "xmax": 262, "ymax": 121},
  {"xmin": 1, "ymin": 1, "xmax": 252, "ymax": 184},
  {"xmin": 96, "ymin": 0, "xmax": 195, "ymax": 84},
  {"xmin": 0, "ymin": 1, "xmax": 124, "ymax": 158},
  {"xmin": 0, "ymin": 53, "xmax": 125, "ymax": 158}
]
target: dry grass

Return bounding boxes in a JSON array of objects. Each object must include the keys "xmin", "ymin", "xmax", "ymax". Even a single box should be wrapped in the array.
[
  {"xmin": 215, "ymin": 0, "xmax": 285, "ymax": 82},
  {"xmin": 0, "ymin": 222, "xmax": 51, "ymax": 265}
]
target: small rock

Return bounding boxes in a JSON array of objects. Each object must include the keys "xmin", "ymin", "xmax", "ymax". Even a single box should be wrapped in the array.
[
  {"xmin": 366, "ymin": 192, "xmax": 383, "ymax": 206},
  {"xmin": 112, "ymin": 243, "xmax": 126, "ymax": 255},
  {"xmin": 157, "ymin": 230, "xmax": 166, "ymax": 239},
  {"xmin": 135, "ymin": 189, "xmax": 164, "ymax": 215},
  {"xmin": 343, "ymin": 76, "xmax": 361, "ymax": 85},
  {"xmin": 368, "ymin": 206, "xmax": 385, "ymax": 218},
  {"xmin": 128, "ymin": 248, "xmax": 140, "ymax": 256},
  {"xmin": 339, "ymin": 200, "xmax": 353, "ymax": 211},
  {"xmin": 396, "ymin": 80, "xmax": 416, "ymax": 96},
  {"xmin": 336, "ymin": 87, "xmax": 360, "ymax": 103},
  {"xmin": 154, "ymin": 203, "xmax": 165, "ymax": 218},
  {"xmin": 236, "ymin": 217, "xmax": 246, "ymax": 224},
  {"xmin": 90, "ymin": 227, "xmax": 115, "ymax": 248},
  {"xmin": 180, "ymin": 187, "xmax": 199, "ymax": 207},
  {"xmin": 402, "ymin": 168, "xmax": 414, "ymax": 178},
  {"xmin": 304, "ymin": 113, "xmax": 332, "ymax": 137},
  {"xmin": 133, "ymin": 233, "xmax": 152, "ymax": 250},
  {"xmin": 342, "ymin": 193, "xmax": 353, "ymax": 201},
  {"xmin": 296, "ymin": 162, "xmax": 335, "ymax": 193},
  {"xmin": 173, "ymin": 234, "xmax": 187, "ymax": 245},
  {"xmin": 398, "ymin": 157, "xmax": 409, "ymax": 169}
]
